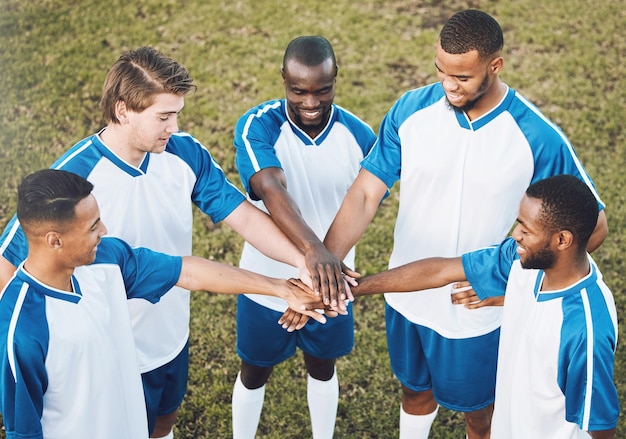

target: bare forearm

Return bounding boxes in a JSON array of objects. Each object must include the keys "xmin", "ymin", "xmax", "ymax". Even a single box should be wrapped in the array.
[
  {"xmin": 177, "ymin": 256, "xmax": 284, "ymax": 295},
  {"xmin": 352, "ymin": 257, "xmax": 466, "ymax": 297},
  {"xmin": 225, "ymin": 201, "xmax": 305, "ymax": 268}
]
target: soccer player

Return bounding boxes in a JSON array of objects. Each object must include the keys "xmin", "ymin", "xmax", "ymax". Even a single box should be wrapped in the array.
[
  {"xmin": 323, "ymin": 10, "xmax": 608, "ymax": 438},
  {"xmin": 344, "ymin": 175, "xmax": 618, "ymax": 439},
  {"xmin": 0, "ymin": 169, "xmax": 327, "ymax": 439},
  {"xmin": 0, "ymin": 47, "xmax": 345, "ymax": 439},
  {"xmin": 231, "ymin": 36, "xmax": 376, "ymax": 438}
]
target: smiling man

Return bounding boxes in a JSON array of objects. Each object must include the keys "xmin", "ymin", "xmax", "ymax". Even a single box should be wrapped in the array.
[
  {"xmin": 323, "ymin": 9, "xmax": 608, "ymax": 439},
  {"xmin": 346, "ymin": 175, "xmax": 619, "ymax": 439},
  {"xmin": 0, "ymin": 169, "xmax": 327, "ymax": 439},
  {"xmin": 0, "ymin": 46, "xmax": 348, "ymax": 439},
  {"xmin": 231, "ymin": 36, "xmax": 376, "ymax": 438}
]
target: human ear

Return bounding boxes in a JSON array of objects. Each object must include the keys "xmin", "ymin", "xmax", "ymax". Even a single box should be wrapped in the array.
[
  {"xmin": 45, "ymin": 231, "xmax": 62, "ymax": 249},
  {"xmin": 555, "ymin": 230, "xmax": 574, "ymax": 250}
]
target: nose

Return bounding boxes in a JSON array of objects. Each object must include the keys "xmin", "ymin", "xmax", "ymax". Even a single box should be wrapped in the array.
[
  {"xmin": 437, "ymin": 72, "xmax": 458, "ymax": 92},
  {"xmin": 302, "ymin": 94, "xmax": 320, "ymax": 109},
  {"xmin": 166, "ymin": 116, "xmax": 179, "ymax": 134},
  {"xmin": 511, "ymin": 224, "xmax": 522, "ymax": 242}
]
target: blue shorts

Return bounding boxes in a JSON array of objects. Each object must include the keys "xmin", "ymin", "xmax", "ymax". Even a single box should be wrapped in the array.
[
  {"xmin": 385, "ymin": 304, "xmax": 499, "ymax": 412},
  {"xmin": 236, "ymin": 294, "xmax": 354, "ymax": 367},
  {"xmin": 141, "ymin": 341, "xmax": 189, "ymax": 434}
]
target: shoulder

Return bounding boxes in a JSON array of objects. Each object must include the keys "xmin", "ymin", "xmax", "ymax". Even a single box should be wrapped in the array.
[{"xmin": 237, "ymin": 100, "xmax": 285, "ymax": 129}]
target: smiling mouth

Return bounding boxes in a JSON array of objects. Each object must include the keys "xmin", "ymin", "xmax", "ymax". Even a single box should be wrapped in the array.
[{"xmin": 300, "ymin": 109, "xmax": 322, "ymax": 119}]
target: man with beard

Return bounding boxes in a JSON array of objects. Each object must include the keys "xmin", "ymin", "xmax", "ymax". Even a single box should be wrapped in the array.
[
  {"xmin": 343, "ymin": 175, "xmax": 618, "ymax": 439},
  {"xmin": 231, "ymin": 36, "xmax": 376, "ymax": 438},
  {"xmin": 322, "ymin": 9, "xmax": 608, "ymax": 438}
]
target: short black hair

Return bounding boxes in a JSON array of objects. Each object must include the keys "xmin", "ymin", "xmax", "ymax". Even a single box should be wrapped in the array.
[
  {"xmin": 17, "ymin": 169, "xmax": 94, "ymax": 229},
  {"xmin": 283, "ymin": 36, "xmax": 337, "ymax": 69},
  {"xmin": 439, "ymin": 10, "xmax": 504, "ymax": 59},
  {"xmin": 526, "ymin": 175, "xmax": 599, "ymax": 251}
]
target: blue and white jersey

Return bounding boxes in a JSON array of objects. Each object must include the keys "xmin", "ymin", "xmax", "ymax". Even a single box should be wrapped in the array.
[
  {"xmin": 364, "ymin": 82, "xmax": 604, "ymax": 338},
  {"xmin": 0, "ymin": 237, "xmax": 182, "ymax": 439},
  {"xmin": 235, "ymin": 100, "xmax": 376, "ymax": 311},
  {"xmin": 0, "ymin": 131, "xmax": 245, "ymax": 372},
  {"xmin": 462, "ymin": 238, "xmax": 619, "ymax": 437}
]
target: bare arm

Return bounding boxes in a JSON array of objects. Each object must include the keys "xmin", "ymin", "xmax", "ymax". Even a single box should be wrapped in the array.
[
  {"xmin": 589, "ymin": 428, "xmax": 615, "ymax": 439},
  {"xmin": 587, "ymin": 209, "xmax": 608, "ymax": 253},
  {"xmin": 323, "ymin": 169, "xmax": 388, "ymax": 260},
  {"xmin": 223, "ymin": 200, "xmax": 306, "ymax": 271},
  {"xmin": 0, "ymin": 256, "xmax": 17, "ymax": 288},
  {"xmin": 351, "ymin": 256, "xmax": 467, "ymax": 297},
  {"xmin": 249, "ymin": 167, "xmax": 351, "ymax": 307},
  {"xmin": 176, "ymin": 256, "xmax": 326, "ymax": 323}
]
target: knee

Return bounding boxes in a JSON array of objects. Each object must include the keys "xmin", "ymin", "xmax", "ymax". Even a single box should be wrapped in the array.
[
  {"xmin": 464, "ymin": 404, "xmax": 493, "ymax": 438},
  {"xmin": 240, "ymin": 362, "xmax": 273, "ymax": 389},
  {"xmin": 151, "ymin": 410, "xmax": 178, "ymax": 438},
  {"xmin": 401, "ymin": 386, "xmax": 438, "ymax": 415},
  {"xmin": 303, "ymin": 355, "xmax": 335, "ymax": 381}
]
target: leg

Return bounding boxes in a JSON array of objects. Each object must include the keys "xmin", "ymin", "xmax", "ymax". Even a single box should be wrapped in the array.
[
  {"xmin": 143, "ymin": 343, "xmax": 189, "ymax": 438},
  {"xmin": 464, "ymin": 403, "xmax": 493, "ymax": 439},
  {"xmin": 232, "ymin": 361, "xmax": 274, "ymax": 439},
  {"xmin": 399, "ymin": 386, "xmax": 439, "ymax": 439},
  {"xmin": 151, "ymin": 411, "xmax": 177, "ymax": 438},
  {"xmin": 304, "ymin": 353, "xmax": 338, "ymax": 439},
  {"xmin": 233, "ymin": 296, "xmax": 295, "ymax": 439}
]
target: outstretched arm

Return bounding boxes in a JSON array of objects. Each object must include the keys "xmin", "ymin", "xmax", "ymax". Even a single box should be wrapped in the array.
[
  {"xmin": 176, "ymin": 256, "xmax": 327, "ymax": 323},
  {"xmin": 248, "ymin": 167, "xmax": 353, "ymax": 308},
  {"xmin": 351, "ymin": 256, "xmax": 467, "ymax": 297},
  {"xmin": 323, "ymin": 169, "xmax": 388, "ymax": 260}
]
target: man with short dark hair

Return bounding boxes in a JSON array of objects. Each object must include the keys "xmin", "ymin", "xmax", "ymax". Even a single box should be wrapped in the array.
[
  {"xmin": 346, "ymin": 175, "xmax": 618, "ymax": 439},
  {"xmin": 0, "ymin": 169, "xmax": 326, "ymax": 439},
  {"xmin": 231, "ymin": 35, "xmax": 376, "ymax": 438},
  {"xmin": 323, "ymin": 9, "xmax": 608, "ymax": 438}
]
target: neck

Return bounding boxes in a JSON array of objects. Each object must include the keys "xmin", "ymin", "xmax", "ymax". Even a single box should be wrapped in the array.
[
  {"xmin": 99, "ymin": 124, "xmax": 145, "ymax": 167},
  {"xmin": 23, "ymin": 255, "xmax": 74, "ymax": 292},
  {"xmin": 466, "ymin": 80, "xmax": 506, "ymax": 121},
  {"xmin": 541, "ymin": 253, "xmax": 590, "ymax": 291}
]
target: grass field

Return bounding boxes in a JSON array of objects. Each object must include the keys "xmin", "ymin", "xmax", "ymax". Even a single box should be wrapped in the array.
[{"xmin": 1, "ymin": 0, "xmax": 625, "ymax": 437}]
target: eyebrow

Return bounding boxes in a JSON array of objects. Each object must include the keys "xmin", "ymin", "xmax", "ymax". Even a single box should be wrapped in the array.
[{"xmin": 434, "ymin": 62, "xmax": 472, "ymax": 80}]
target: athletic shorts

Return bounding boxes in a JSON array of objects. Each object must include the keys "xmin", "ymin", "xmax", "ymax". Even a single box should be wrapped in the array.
[
  {"xmin": 385, "ymin": 304, "xmax": 499, "ymax": 412},
  {"xmin": 141, "ymin": 341, "xmax": 189, "ymax": 434},
  {"xmin": 236, "ymin": 294, "xmax": 354, "ymax": 367}
]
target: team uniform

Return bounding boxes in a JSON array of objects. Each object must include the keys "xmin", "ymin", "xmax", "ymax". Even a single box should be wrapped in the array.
[
  {"xmin": 366, "ymin": 82, "xmax": 605, "ymax": 409},
  {"xmin": 0, "ymin": 237, "xmax": 183, "ymax": 439},
  {"xmin": 462, "ymin": 238, "xmax": 619, "ymax": 437},
  {"xmin": 0, "ymin": 130, "xmax": 245, "ymax": 430},
  {"xmin": 234, "ymin": 99, "xmax": 376, "ymax": 364}
]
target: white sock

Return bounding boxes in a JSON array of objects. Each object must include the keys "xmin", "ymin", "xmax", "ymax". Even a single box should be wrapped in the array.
[
  {"xmin": 399, "ymin": 404, "xmax": 438, "ymax": 439},
  {"xmin": 151, "ymin": 430, "xmax": 174, "ymax": 439},
  {"xmin": 232, "ymin": 372, "xmax": 265, "ymax": 439},
  {"xmin": 307, "ymin": 370, "xmax": 339, "ymax": 439}
]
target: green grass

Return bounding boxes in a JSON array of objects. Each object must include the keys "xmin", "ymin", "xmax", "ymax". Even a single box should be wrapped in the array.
[{"xmin": 1, "ymin": 0, "xmax": 625, "ymax": 437}]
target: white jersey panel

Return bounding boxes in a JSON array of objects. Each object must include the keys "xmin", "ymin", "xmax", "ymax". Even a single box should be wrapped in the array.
[
  {"xmin": 39, "ymin": 265, "xmax": 147, "ymax": 438},
  {"xmin": 238, "ymin": 111, "xmax": 370, "ymax": 312},
  {"xmin": 385, "ymin": 99, "xmax": 533, "ymax": 337},
  {"xmin": 88, "ymin": 151, "xmax": 194, "ymax": 371}
]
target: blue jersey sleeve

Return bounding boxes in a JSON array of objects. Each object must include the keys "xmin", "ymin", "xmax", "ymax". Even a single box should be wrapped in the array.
[
  {"xmin": 166, "ymin": 132, "xmax": 246, "ymax": 223},
  {"xmin": 558, "ymin": 275, "xmax": 619, "ymax": 430},
  {"xmin": 0, "ymin": 281, "xmax": 49, "ymax": 439},
  {"xmin": 0, "ymin": 215, "xmax": 28, "ymax": 268},
  {"xmin": 233, "ymin": 100, "xmax": 285, "ymax": 199},
  {"xmin": 461, "ymin": 237, "xmax": 518, "ymax": 300},
  {"xmin": 93, "ymin": 237, "xmax": 182, "ymax": 303},
  {"xmin": 362, "ymin": 84, "xmax": 444, "ymax": 188},
  {"xmin": 509, "ymin": 92, "xmax": 605, "ymax": 211}
]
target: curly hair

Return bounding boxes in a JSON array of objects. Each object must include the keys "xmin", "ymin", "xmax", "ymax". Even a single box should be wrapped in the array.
[
  {"xmin": 439, "ymin": 10, "xmax": 504, "ymax": 59},
  {"xmin": 526, "ymin": 175, "xmax": 599, "ymax": 251}
]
